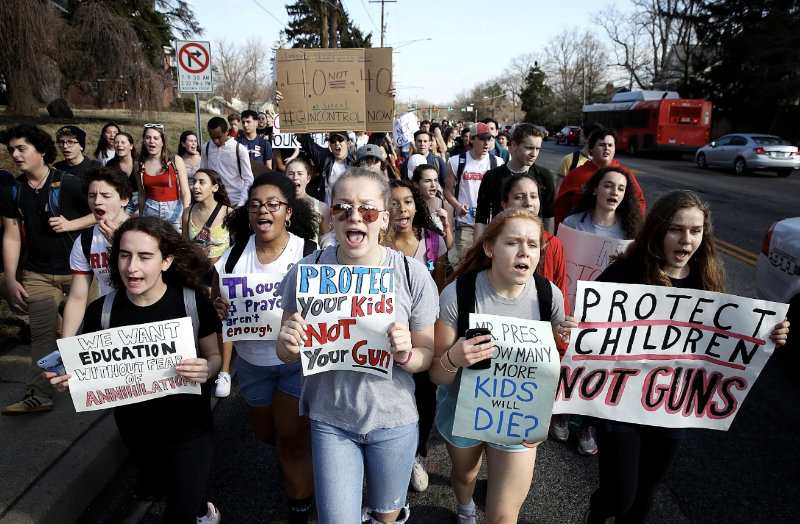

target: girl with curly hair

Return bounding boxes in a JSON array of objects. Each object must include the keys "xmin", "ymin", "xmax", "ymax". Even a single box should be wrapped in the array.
[{"xmin": 562, "ymin": 166, "xmax": 642, "ymax": 240}]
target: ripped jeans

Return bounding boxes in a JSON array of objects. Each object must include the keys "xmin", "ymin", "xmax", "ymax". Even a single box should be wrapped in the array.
[{"xmin": 311, "ymin": 419, "xmax": 417, "ymax": 524}]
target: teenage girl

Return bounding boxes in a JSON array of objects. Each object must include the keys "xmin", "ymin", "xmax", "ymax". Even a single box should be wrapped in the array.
[
  {"xmin": 178, "ymin": 130, "xmax": 201, "ymax": 188},
  {"xmin": 48, "ymin": 216, "xmax": 222, "ymax": 523},
  {"xmin": 430, "ymin": 207, "xmax": 573, "ymax": 524},
  {"xmin": 106, "ymin": 131, "xmax": 139, "ymax": 215},
  {"xmin": 277, "ymin": 167, "xmax": 438, "ymax": 524},
  {"xmin": 94, "ymin": 122, "xmax": 120, "ymax": 165},
  {"xmin": 138, "ymin": 124, "xmax": 191, "ymax": 232},
  {"xmin": 570, "ymin": 190, "xmax": 790, "ymax": 523},
  {"xmin": 411, "ymin": 163, "xmax": 454, "ymax": 249},
  {"xmin": 284, "ymin": 157, "xmax": 331, "ymax": 246},
  {"xmin": 182, "ymin": 168, "xmax": 232, "ymax": 269},
  {"xmin": 211, "ymin": 172, "xmax": 317, "ymax": 522},
  {"xmin": 562, "ymin": 166, "xmax": 642, "ymax": 240}
]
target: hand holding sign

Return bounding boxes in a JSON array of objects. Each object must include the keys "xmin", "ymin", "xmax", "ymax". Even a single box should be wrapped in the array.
[{"xmin": 278, "ymin": 312, "xmax": 306, "ymax": 363}]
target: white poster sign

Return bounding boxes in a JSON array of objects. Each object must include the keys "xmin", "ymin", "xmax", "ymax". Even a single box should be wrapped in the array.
[{"xmin": 219, "ymin": 273, "xmax": 285, "ymax": 342}]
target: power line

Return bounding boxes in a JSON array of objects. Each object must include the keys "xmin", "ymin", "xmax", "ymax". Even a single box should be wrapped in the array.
[
  {"xmin": 248, "ymin": 0, "xmax": 286, "ymax": 27},
  {"xmin": 357, "ymin": 0, "xmax": 379, "ymax": 32}
]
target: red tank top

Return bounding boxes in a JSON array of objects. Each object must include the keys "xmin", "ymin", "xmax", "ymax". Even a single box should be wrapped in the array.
[{"xmin": 142, "ymin": 163, "xmax": 179, "ymax": 202}]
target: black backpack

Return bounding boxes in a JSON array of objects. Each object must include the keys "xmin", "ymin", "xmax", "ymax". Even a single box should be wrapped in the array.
[{"xmin": 454, "ymin": 152, "xmax": 498, "ymax": 198}]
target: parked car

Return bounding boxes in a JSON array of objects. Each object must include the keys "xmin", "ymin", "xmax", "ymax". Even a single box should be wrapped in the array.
[
  {"xmin": 695, "ymin": 133, "xmax": 800, "ymax": 177},
  {"xmin": 756, "ymin": 217, "xmax": 800, "ymax": 354},
  {"xmin": 555, "ymin": 126, "xmax": 582, "ymax": 145},
  {"xmin": 535, "ymin": 125, "xmax": 550, "ymax": 141}
]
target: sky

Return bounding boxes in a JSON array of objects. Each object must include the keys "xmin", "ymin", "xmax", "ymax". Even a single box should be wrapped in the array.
[{"xmin": 189, "ymin": 0, "xmax": 635, "ymax": 105}]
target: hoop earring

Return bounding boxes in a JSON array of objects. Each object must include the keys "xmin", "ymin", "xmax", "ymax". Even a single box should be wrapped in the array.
[
  {"xmin": 285, "ymin": 218, "xmax": 292, "ymax": 228},
  {"xmin": 248, "ymin": 222, "xmax": 253, "ymax": 231}
]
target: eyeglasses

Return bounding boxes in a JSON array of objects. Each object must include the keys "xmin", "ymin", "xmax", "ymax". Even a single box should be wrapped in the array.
[
  {"xmin": 56, "ymin": 140, "xmax": 78, "ymax": 147},
  {"xmin": 247, "ymin": 200, "xmax": 288, "ymax": 213},
  {"xmin": 329, "ymin": 136, "xmax": 346, "ymax": 144},
  {"xmin": 144, "ymin": 123, "xmax": 164, "ymax": 130},
  {"xmin": 330, "ymin": 203, "xmax": 384, "ymax": 223}
]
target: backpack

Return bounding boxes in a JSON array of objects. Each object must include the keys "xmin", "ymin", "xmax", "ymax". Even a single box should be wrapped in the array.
[
  {"xmin": 454, "ymin": 152, "xmax": 498, "ymax": 199},
  {"xmin": 101, "ymin": 287, "xmax": 200, "ymax": 344},
  {"xmin": 206, "ymin": 141, "xmax": 243, "ymax": 180},
  {"xmin": 455, "ymin": 270, "xmax": 552, "ymax": 337},
  {"xmin": 11, "ymin": 169, "xmax": 70, "ymax": 220},
  {"xmin": 224, "ymin": 237, "xmax": 317, "ymax": 274},
  {"xmin": 80, "ymin": 227, "xmax": 95, "ymax": 262}
]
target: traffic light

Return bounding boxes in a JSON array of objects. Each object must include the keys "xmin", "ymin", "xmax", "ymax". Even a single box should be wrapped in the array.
[
  {"xmin": 449, "ymin": 106, "xmax": 454, "ymax": 111},
  {"xmin": 422, "ymin": 107, "xmax": 427, "ymax": 111},
  {"xmin": 460, "ymin": 107, "xmax": 465, "ymax": 111},
  {"xmin": 435, "ymin": 107, "xmax": 439, "ymax": 111}
]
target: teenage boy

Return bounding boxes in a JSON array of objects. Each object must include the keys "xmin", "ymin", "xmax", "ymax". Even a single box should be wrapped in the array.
[
  {"xmin": 237, "ymin": 110, "xmax": 274, "ymax": 169},
  {"xmin": 444, "ymin": 122, "xmax": 503, "ymax": 261},
  {"xmin": 200, "ymin": 117, "xmax": 254, "ymax": 207},
  {"xmin": 0, "ymin": 125, "xmax": 95, "ymax": 415},
  {"xmin": 53, "ymin": 125, "xmax": 101, "ymax": 179},
  {"xmin": 481, "ymin": 117, "xmax": 510, "ymax": 163},
  {"xmin": 298, "ymin": 130, "xmax": 353, "ymax": 205},
  {"xmin": 400, "ymin": 130, "xmax": 447, "ymax": 186},
  {"xmin": 474, "ymin": 123, "xmax": 556, "ymax": 237},
  {"xmin": 227, "ymin": 113, "xmax": 240, "ymax": 139},
  {"xmin": 61, "ymin": 167, "xmax": 131, "ymax": 338}
]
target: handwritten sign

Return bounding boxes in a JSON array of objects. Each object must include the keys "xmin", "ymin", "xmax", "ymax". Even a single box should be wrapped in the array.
[
  {"xmin": 219, "ymin": 273, "xmax": 284, "ymax": 342},
  {"xmin": 276, "ymin": 48, "xmax": 393, "ymax": 133},
  {"xmin": 392, "ymin": 112, "xmax": 419, "ymax": 147},
  {"xmin": 296, "ymin": 264, "xmax": 396, "ymax": 378},
  {"xmin": 453, "ymin": 313, "xmax": 560, "ymax": 445},
  {"xmin": 58, "ymin": 318, "xmax": 200, "ymax": 412},
  {"xmin": 557, "ymin": 224, "xmax": 632, "ymax": 311},
  {"xmin": 553, "ymin": 281, "xmax": 789, "ymax": 430}
]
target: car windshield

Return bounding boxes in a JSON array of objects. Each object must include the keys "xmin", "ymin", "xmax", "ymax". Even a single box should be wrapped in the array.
[{"xmin": 752, "ymin": 136, "xmax": 791, "ymax": 146}]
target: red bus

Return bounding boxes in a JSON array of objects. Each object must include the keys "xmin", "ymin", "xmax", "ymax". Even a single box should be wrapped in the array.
[{"xmin": 582, "ymin": 91, "xmax": 711, "ymax": 155}]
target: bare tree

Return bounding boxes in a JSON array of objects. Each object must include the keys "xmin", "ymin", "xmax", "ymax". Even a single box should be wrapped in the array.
[
  {"xmin": 214, "ymin": 38, "xmax": 274, "ymax": 108},
  {"xmin": 503, "ymin": 53, "xmax": 541, "ymax": 122}
]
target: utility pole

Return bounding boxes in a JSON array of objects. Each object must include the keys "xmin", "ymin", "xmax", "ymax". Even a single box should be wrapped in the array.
[
  {"xmin": 329, "ymin": 0, "xmax": 339, "ymax": 48},
  {"xmin": 369, "ymin": 0, "xmax": 396, "ymax": 47},
  {"xmin": 321, "ymin": 3, "xmax": 329, "ymax": 48}
]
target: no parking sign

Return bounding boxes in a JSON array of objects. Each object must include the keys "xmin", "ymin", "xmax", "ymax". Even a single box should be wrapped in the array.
[{"xmin": 176, "ymin": 40, "xmax": 213, "ymax": 93}]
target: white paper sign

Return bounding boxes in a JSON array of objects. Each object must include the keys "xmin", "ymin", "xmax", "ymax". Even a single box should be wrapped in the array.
[
  {"xmin": 59, "ymin": 317, "xmax": 200, "ymax": 412},
  {"xmin": 219, "ymin": 273, "xmax": 284, "ymax": 342},
  {"xmin": 392, "ymin": 112, "xmax": 419, "ymax": 147},
  {"xmin": 553, "ymin": 281, "xmax": 789, "ymax": 430},
  {"xmin": 273, "ymin": 114, "xmax": 328, "ymax": 149},
  {"xmin": 296, "ymin": 264, "xmax": 395, "ymax": 379}
]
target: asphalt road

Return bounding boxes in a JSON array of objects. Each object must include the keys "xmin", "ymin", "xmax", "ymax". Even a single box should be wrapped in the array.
[{"xmin": 79, "ymin": 145, "xmax": 800, "ymax": 523}]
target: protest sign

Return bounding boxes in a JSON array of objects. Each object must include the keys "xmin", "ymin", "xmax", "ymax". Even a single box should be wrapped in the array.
[
  {"xmin": 296, "ymin": 264, "xmax": 396, "ymax": 379},
  {"xmin": 276, "ymin": 48, "xmax": 393, "ymax": 133},
  {"xmin": 453, "ymin": 313, "xmax": 560, "ymax": 445},
  {"xmin": 58, "ymin": 317, "xmax": 200, "ymax": 412},
  {"xmin": 553, "ymin": 281, "xmax": 789, "ymax": 430},
  {"xmin": 272, "ymin": 114, "xmax": 328, "ymax": 149},
  {"xmin": 557, "ymin": 224, "xmax": 632, "ymax": 310},
  {"xmin": 219, "ymin": 273, "xmax": 284, "ymax": 342},
  {"xmin": 392, "ymin": 112, "xmax": 419, "ymax": 147}
]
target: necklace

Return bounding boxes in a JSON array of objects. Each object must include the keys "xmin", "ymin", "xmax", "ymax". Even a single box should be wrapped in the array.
[{"xmin": 27, "ymin": 172, "xmax": 49, "ymax": 194}]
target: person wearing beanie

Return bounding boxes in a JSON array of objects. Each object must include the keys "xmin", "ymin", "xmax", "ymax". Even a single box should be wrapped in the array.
[{"xmin": 54, "ymin": 125, "xmax": 101, "ymax": 180}]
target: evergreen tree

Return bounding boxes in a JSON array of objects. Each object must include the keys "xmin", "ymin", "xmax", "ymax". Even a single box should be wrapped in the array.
[
  {"xmin": 520, "ymin": 64, "xmax": 554, "ymax": 125},
  {"xmin": 283, "ymin": 0, "xmax": 372, "ymax": 48}
]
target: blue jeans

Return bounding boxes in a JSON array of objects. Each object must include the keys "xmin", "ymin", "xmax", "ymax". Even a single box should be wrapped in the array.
[
  {"xmin": 311, "ymin": 419, "xmax": 417, "ymax": 524},
  {"xmin": 143, "ymin": 198, "xmax": 183, "ymax": 233}
]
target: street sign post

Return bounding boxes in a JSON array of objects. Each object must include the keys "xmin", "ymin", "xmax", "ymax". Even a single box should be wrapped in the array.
[{"xmin": 176, "ymin": 40, "xmax": 213, "ymax": 144}]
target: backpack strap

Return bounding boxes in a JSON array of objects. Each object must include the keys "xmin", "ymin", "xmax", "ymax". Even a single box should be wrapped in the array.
[
  {"xmin": 224, "ymin": 238, "xmax": 249, "ymax": 274},
  {"xmin": 236, "ymin": 142, "xmax": 242, "ymax": 180},
  {"xmin": 81, "ymin": 227, "xmax": 94, "ymax": 262},
  {"xmin": 48, "ymin": 170, "xmax": 64, "ymax": 217},
  {"xmin": 182, "ymin": 287, "xmax": 200, "ymax": 343},
  {"xmin": 101, "ymin": 291, "xmax": 116, "ymax": 330},
  {"xmin": 455, "ymin": 270, "xmax": 479, "ymax": 337},
  {"xmin": 402, "ymin": 254, "xmax": 412, "ymax": 295},
  {"xmin": 302, "ymin": 238, "xmax": 317, "ymax": 257},
  {"xmin": 569, "ymin": 150, "xmax": 580, "ymax": 172},
  {"xmin": 532, "ymin": 273, "xmax": 553, "ymax": 323},
  {"xmin": 454, "ymin": 153, "xmax": 467, "ymax": 199},
  {"xmin": 489, "ymin": 153, "xmax": 498, "ymax": 170},
  {"xmin": 314, "ymin": 249, "xmax": 324, "ymax": 264}
]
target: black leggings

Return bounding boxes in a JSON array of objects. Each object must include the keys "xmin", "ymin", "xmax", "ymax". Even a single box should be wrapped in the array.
[
  {"xmin": 589, "ymin": 426, "xmax": 682, "ymax": 523},
  {"xmin": 413, "ymin": 371, "xmax": 437, "ymax": 457}
]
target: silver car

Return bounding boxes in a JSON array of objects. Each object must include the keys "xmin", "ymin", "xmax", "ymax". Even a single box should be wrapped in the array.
[{"xmin": 695, "ymin": 133, "xmax": 799, "ymax": 177}]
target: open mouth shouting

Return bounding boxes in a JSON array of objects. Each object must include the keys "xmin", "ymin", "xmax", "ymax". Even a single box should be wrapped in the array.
[
  {"xmin": 396, "ymin": 215, "xmax": 410, "ymax": 230},
  {"xmin": 344, "ymin": 228, "xmax": 366, "ymax": 248},
  {"xmin": 93, "ymin": 207, "xmax": 106, "ymax": 219}
]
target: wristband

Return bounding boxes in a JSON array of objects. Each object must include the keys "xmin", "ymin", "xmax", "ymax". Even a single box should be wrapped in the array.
[
  {"xmin": 439, "ymin": 355, "xmax": 457, "ymax": 373},
  {"xmin": 395, "ymin": 350, "xmax": 412, "ymax": 366},
  {"xmin": 446, "ymin": 350, "xmax": 458, "ymax": 370}
]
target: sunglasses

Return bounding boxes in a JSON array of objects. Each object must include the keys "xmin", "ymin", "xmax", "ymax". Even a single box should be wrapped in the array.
[
  {"xmin": 330, "ymin": 203, "xmax": 384, "ymax": 223},
  {"xmin": 329, "ymin": 135, "xmax": 346, "ymax": 143},
  {"xmin": 144, "ymin": 123, "xmax": 164, "ymax": 130}
]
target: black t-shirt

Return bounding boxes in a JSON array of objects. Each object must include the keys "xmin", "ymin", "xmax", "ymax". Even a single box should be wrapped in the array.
[
  {"xmin": 475, "ymin": 163, "xmax": 556, "ymax": 225},
  {"xmin": 82, "ymin": 285, "xmax": 221, "ymax": 447},
  {"xmin": 54, "ymin": 157, "xmax": 101, "ymax": 180},
  {"xmin": 0, "ymin": 169, "xmax": 92, "ymax": 274}
]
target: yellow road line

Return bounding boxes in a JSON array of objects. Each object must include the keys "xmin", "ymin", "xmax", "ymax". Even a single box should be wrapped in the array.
[
  {"xmin": 629, "ymin": 168, "xmax": 645, "ymax": 175},
  {"xmin": 714, "ymin": 237, "xmax": 758, "ymax": 266}
]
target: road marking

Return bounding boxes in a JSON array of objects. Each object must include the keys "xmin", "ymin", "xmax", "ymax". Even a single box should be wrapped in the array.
[
  {"xmin": 629, "ymin": 168, "xmax": 645, "ymax": 175},
  {"xmin": 714, "ymin": 237, "xmax": 758, "ymax": 266}
]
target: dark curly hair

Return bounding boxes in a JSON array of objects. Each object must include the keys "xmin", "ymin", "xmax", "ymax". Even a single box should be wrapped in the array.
[
  {"xmin": 93, "ymin": 123, "xmax": 120, "ymax": 158},
  {"xmin": 388, "ymin": 179, "xmax": 443, "ymax": 239},
  {"xmin": 568, "ymin": 166, "xmax": 642, "ymax": 239},
  {"xmin": 108, "ymin": 216, "xmax": 209, "ymax": 294},
  {"xmin": 224, "ymin": 171, "xmax": 316, "ymax": 245},
  {"xmin": 83, "ymin": 165, "xmax": 133, "ymax": 200},
  {"xmin": 194, "ymin": 168, "xmax": 232, "ymax": 207},
  {"xmin": 0, "ymin": 124, "xmax": 58, "ymax": 164}
]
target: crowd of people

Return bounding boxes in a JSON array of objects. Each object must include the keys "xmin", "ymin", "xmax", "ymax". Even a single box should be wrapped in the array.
[{"xmin": 0, "ymin": 109, "xmax": 790, "ymax": 524}]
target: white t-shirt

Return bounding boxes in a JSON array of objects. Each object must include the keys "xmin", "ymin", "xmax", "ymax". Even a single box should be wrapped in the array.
[
  {"xmin": 562, "ymin": 211, "xmax": 627, "ymax": 240},
  {"xmin": 214, "ymin": 233, "xmax": 306, "ymax": 366},
  {"xmin": 69, "ymin": 225, "xmax": 114, "ymax": 296},
  {"xmin": 325, "ymin": 161, "xmax": 348, "ymax": 206},
  {"xmin": 449, "ymin": 152, "xmax": 504, "ymax": 226}
]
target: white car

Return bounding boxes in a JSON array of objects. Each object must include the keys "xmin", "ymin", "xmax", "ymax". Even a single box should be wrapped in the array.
[
  {"xmin": 696, "ymin": 133, "xmax": 800, "ymax": 177},
  {"xmin": 756, "ymin": 217, "xmax": 800, "ymax": 349}
]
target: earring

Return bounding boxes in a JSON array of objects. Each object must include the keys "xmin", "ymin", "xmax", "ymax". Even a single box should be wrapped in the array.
[
  {"xmin": 488, "ymin": 252, "xmax": 493, "ymax": 258},
  {"xmin": 248, "ymin": 222, "xmax": 253, "ymax": 231},
  {"xmin": 285, "ymin": 218, "xmax": 292, "ymax": 228}
]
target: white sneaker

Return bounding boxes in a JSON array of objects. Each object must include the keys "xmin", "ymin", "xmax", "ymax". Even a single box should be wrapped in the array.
[
  {"xmin": 214, "ymin": 372, "xmax": 231, "ymax": 398},
  {"xmin": 197, "ymin": 501, "xmax": 221, "ymax": 523},
  {"xmin": 457, "ymin": 511, "xmax": 477, "ymax": 524},
  {"xmin": 410, "ymin": 453, "xmax": 429, "ymax": 492},
  {"xmin": 577, "ymin": 426, "xmax": 598, "ymax": 456}
]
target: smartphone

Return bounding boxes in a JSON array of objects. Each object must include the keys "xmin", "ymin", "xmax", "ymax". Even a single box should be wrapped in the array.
[
  {"xmin": 37, "ymin": 350, "xmax": 66, "ymax": 376},
  {"xmin": 465, "ymin": 327, "xmax": 493, "ymax": 370}
]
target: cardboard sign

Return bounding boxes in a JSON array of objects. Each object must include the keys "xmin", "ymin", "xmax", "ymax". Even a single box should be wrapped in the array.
[
  {"xmin": 59, "ymin": 318, "xmax": 200, "ymax": 412},
  {"xmin": 392, "ymin": 112, "xmax": 419, "ymax": 147},
  {"xmin": 276, "ymin": 48, "xmax": 393, "ymax": 133},
  {"xmin": 553, "ymin": 281, "xmax": 789, "ymax": 430},
  {"xmin": 296, "ymin": 264, "xmax": 396, "ymax": 378},
  {"xmin": 556, "ymin": 224, "xmax": 632, "ymax": 311},
  {"xmin": 219, "ymin": 273, "xmax": 284, "ymax": 342},
  {"xmin": 453, "ymin": 313, "xmax": 560, "ymax": 445}
]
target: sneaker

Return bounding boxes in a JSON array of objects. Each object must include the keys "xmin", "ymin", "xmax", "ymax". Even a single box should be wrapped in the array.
[
  {"xmin": 1, "ymin": 390, "xmax": 53, "ymax": 416},
  {"xmin": 577, "ymin": 426, "xmax": 598, "ymax": 456},
  {"xmin": 410, "ymin": 453, "xmax": 429, "ymax": 492},
  {"xmin": 197, "ymin": 501, "xmax": 221, "ymax": 524},
  {"xmin": 214, "ymin": 372, "xmax": 231, "ymax": 398},
  {"xmin": 457, "ymin": 511, "xmax": 477, "ymax": 524},
  {"xmin": 549, "ymin": 414, "xmax": 570, "ymax": 442}
]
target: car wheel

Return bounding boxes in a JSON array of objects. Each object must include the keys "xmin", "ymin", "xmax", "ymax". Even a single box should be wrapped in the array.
[
  {"xmin": 734, "ymin": 157, "xmax": 747, "ymax": 175},
  {"xmin": 776, "ymin": 168, "xmax": 793, "ymax": 177},
  {"xmin": 696, "ymin": 153, "xmax": 707, "ymax": 169}
]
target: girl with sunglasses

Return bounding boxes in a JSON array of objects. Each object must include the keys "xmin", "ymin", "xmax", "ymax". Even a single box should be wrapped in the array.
[
  {"xmin": 277, "ymin": 167, "xmax": 439, "ymax": 524},
  {"xmin": 138, "ymin": 124, "xmax": 191, "ymax": 232},
  {"xmin": 210, "ymin": 172, "xmax": 317, "ymax": 522}
]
